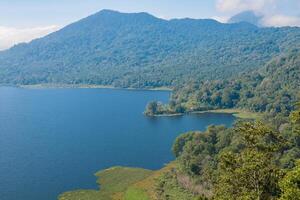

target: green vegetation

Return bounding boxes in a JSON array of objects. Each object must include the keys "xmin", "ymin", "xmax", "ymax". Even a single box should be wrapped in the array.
[
  {"xmin": 58, "ymin": 163, "xmax": 181, "ymax": 200},
  {"xmin": 279, "ymin": 160, "xmax": 300, "ymax": 199},
  {"xmin": 168, "ymin": 104, "xmax": 300, "ymax": 200},
  {"xmin": 193, "ymin": 109, "xmax": 263, "ymax": 119},
  {"xmin": 214, "ymin": 123, "xmax": 282, "ymax": 199},
  {"xmin": 58, "ymin": 167, "xmax": 152, "ymax": 200},
  {"xmin": 146, "ymin": 50, "xmax": 300, "ymax": 118},
  {"xmin": 124, "ymin": 188, "xmax": 149, "ymax": 200},
  {"xmin": 1, "ymin": 10, "xmax": 300, "ymax": 89},
  {"xmin": 155, "ymin": 171, "xmax": 205, "ymax": 200}
]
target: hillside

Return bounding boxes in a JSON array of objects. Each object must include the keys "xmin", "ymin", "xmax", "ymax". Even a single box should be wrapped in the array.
[
  {"xmin": 145, "ymin": 50, "xmax": 300, "ymax": 116},
  {"xmin": 1, "ymin": 10, "xmax": 300, "ymax": 88}
]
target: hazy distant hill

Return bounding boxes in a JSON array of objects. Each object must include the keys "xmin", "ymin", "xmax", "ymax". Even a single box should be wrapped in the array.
[
  {"xmin": 0, "ymin": 9, "xmax": 300, "ymax": 88},
  {"xmin": 228, "ymin": 10, "xmax": 262, "ymax": 26}
]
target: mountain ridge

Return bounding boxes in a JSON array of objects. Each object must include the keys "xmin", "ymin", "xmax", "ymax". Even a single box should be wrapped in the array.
[{"xmin": 0, "ymin": 9, "xmax": 300, "ymax": 87}]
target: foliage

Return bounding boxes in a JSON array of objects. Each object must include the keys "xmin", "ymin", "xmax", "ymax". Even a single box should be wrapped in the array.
[
  {"xmin": 1, "ymin": 10, "xmax": 300, "ymax": 88},
  {"xmin": 173, "ymin": 126, "xmax": 228, "ymax": 178},
  {"xmin": 291, "ymin": 102, "xmax": 300, "ymax": 135},
  {"xmin": 158, "ymin": 50, "xmax": 300, "ymax": 117},
  {"xmin": 58, "ymin": 167, "xmax": 152, "ymax": 200},
  {"xmin": 214, "ymin": 122, "xmax": 283, "ymax": 200},
  {"xmin": 279, "ymin": 160, "xmax": 300, "ymax": 200},
  {"xmin": 171, "ymin": 104, "xmax": 300, "ymax": 199},
  {"xmin": 155, "ymin": 171, "xmax": 205, "ymax": 200}
]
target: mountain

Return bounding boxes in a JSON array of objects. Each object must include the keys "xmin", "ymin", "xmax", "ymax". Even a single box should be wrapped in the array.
[
  {"xmin": 228, "ymin": 10, "xmax": 262, "ymax": 26},
  {"xmin": 0, "ymin": 9, "xmax": 300, "ymax": 88},
  {"xmin": 163, "ymin": 49, "xmax": 300, "ymax": 116}
]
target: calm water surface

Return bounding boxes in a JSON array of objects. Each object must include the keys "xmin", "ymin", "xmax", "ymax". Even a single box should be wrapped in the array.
[{"xmin": 0, "ymin": 87, "xmax": 235, "ymax": 200}]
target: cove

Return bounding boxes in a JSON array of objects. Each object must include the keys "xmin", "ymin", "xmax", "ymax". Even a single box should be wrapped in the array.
[{"xmin": 0, "ymin": 87, "xmax": 235, "ymax": 200}]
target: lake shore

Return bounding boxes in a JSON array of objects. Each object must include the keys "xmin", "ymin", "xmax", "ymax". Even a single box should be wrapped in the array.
[
  {"xmin": 145, "ymin": 113, "xmax": 184, "ymax": 117},
  {"xmin": 148, "ymin": 109, "xmax": 262, "ymax": 120},
  {"xmin": 16, "ymin": 84, "xmax": 173, "ymax": 91},
  {"xmin": 58, "ymin": 163, "xmax": 176, "ymax": 200},
  {"xmin": 191, "ymin": 109, "xmax": 263, "ymax": 120}
]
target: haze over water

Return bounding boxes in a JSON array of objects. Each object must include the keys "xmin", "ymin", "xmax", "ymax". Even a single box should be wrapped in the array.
[{"xmin": 0, "ymin": 87, "xmax": 235, "ymax": 200}]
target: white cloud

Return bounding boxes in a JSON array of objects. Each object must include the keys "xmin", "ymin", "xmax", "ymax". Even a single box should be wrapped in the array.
[
  {"xmin": 262, "ymin": 15, "xmax": 300, "ymax": 27},
  {"xmin": 0, "ymin": 25, "xmax": 60, "ymax": 50},
  {"xmin": 215, "ymin": 0, "xmax": 300, "ymax": 27},
  {"xmin": 216, "ymin": 0, "xmax": 275, "ymax": 13},
  {"xmin": 211, "ymin": 15, "xmax": 230, "ymax": 23}
]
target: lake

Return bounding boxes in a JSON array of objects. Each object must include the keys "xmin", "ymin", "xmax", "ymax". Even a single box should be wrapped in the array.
[{"xmin": 0, "ymin": 87, "xmax": 235, "ymax": 200}]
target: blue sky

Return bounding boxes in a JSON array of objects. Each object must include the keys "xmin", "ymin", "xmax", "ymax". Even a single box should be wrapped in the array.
[
  {"xmin": 1, "ymin": 0, "xmax": 300, "ymax": 50},
  {"xmin": 0, "ymin": 0, "xmax": 217, "ymax": 27}
]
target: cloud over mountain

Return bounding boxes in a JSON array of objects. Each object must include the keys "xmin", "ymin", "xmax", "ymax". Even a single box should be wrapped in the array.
[
  {"xmin": 262, "ymin": 15, "xmax": 300, "ymax": 27},
  {"xmin": 216, "ymin": 0, "xmax": 275, "ymax": 13},
  {"xmin": 0, "ymin": 25, "xmax": 60, "ymax": 50},
  {"xmin": 216, "ymin": 0, "xmax": 300, "ymax": 27}
]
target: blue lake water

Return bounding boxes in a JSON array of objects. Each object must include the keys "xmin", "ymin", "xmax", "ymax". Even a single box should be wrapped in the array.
[{"xmin": 0, "ymin": 87, "xmax": 235, "ymax": 200}]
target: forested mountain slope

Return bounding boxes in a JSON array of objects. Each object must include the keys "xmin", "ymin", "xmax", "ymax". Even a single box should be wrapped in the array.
[
  {"xmin": 146, "ymin": 50, "xmax": 300, "ymax": 116},
  {"xmin": 0, "ymin": 10, "xmax": 300, "ymax": 87}
]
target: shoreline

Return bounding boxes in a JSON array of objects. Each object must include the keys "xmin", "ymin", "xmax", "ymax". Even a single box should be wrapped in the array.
[
  {"xmin": 3, "ymin": 84, "xmax": 261, "ymax": 119},
  {"xmin": 9, "ymin": 84, "xmax": 173, "ymax": 91},
  {"xmin": 190, "ymin": 109, "xmax": 262, "ymax": 119},
  {"xmin": 147, "ymin": 109, "xmax": 262, "ymax": 119},
  {"xmin": 145, "ymin": 113, "xmax": 184, "ymax": 117}
]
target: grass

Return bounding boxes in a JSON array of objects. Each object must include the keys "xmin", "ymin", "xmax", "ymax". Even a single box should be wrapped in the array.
[
  {"xmin": 96, "ymin": 167, "xmax": 153, "ymax": 195},
  {"xmin": 130, "ymin": 162, "xmax": 204, "ymax": 200},
  {"xmin": 149, "ymin": 108, "xmax": 262, "ymax": 120},
  {"xmin": 192, "ymin": 109, "xmax": 263, "ymax": 120},
  {"xmin": 58, "ymin": 167, "xmax": 153, "ymax": 200},
  {"xmin": 59, "ymin": 161, "xmax": 213, "ymax": 200},
  {"xmin": 58, "ymin": 162, "xmax": 206, "ymax": 200},
  {"xmin": 59, "ymin": 190, "xmax": 108, "ymax": 200},
  {"xmin": 124, "ymin": 188, "xmax": 150, "ymax": 200},
  {"xmin": 128, "ymin": 163, "xmax": 177, "ymax": 199},
  {"xmin": 58, "ymin": 163, "xmax": 178, "ymax": 200}
]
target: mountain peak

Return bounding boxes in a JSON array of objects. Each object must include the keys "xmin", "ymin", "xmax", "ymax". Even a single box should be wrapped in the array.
[
  {"xmin": 94, "ymin": 9, "xmax": 157, "ymax": 19},
  {"xmin": 98, "ymin": 9, "xmax": 120, "ymax": 14},
  {"xmin": 229, "ymin": 10, "xmax": 263, "ymax": 26}
]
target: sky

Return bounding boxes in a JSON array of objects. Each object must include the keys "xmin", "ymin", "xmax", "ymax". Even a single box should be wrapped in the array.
[{"xmin": 1, "ymin": 0, "xmax": 300, "ymax": 50}]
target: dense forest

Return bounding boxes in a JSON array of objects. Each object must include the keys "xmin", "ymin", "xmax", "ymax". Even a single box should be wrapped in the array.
[
  {"xmin": 145, "ymin": 49, "xmax": 300, "ymax": 117},
  {"xmin": 156, "ymin": 103, "xmax": 300, "ymax": 199},
  {"xmin": 1, "ymin": 10, "xmax": 300, "ymax": 88}
]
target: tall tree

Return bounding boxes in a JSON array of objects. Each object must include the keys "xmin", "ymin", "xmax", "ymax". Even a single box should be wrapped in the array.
[
  {"xmin": 279, "ymin": 160, "xmax": 300, "ymax": 200},
  {"xmin": 214, "ymin": 122, "xmax": 282, "ymax": 200}
]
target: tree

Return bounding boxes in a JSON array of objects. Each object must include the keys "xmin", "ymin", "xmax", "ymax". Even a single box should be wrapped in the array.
[
  {"xmin": 172, "ymin": 132, "xmax": 196, "ymax": 157},
  {"xmin": 214, "ymin": 122, "xmax": 282, "ymax": 200},
  {"xmin": 279, "ymin": 160, "xmax": 300, "ymax": 200},
  {"xmin": 145, "ymin": 101, "xmax": 158, "ymax": 115},
  {"xmin": 221, "ymin": 89, "xmax": 234, "ymax": 107},
  {"xmin": 290, "ymin": 102, "xmax": 300, "ymax": 135}
]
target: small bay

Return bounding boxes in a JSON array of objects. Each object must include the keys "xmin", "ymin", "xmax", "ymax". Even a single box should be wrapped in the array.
[{"xmin": 0, "ymin": 87, "xmax": 235, "ymax": 200}]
